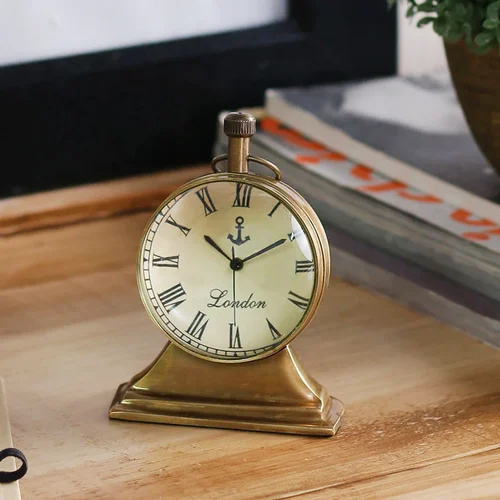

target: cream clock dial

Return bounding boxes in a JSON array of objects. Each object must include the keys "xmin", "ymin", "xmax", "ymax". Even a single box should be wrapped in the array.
[{"xmin": 139, "ymin": 178, "xmax": 320, "ymax": 362}]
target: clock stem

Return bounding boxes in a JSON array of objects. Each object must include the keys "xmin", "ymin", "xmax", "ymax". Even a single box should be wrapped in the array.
[{"xmin": 224, "ymin": 111, "xmax": 256, "ymax": 174}]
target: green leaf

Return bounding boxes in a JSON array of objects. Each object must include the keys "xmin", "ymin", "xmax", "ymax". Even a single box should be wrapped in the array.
[
  {"xmin": 475, "ymin": 44, "xmax": 492, "ymax": 54},
  {"xmin": 487, "ymin": 1, "xmax": 500, "ymax": 21},
  {"xmin": 416, "ymin": 16, "xmax": 435, "ymax": 27},
  {"xmin": 465, "ymin": 37, "xmax": 475, "ymax": 51},
  {"xmin": 484, "ymin": 19, "xmax": 499, "ymax": 29},
  {"xmin": 433, "ymin": 17, "xmax": 447, "ymax": 36},
  {"xmin": 436, "ymin": 3, "xmax": 448, "ymax": 15},
  {"xmin": 447, "ymin": 32, "xmax": 463, "ymax": 43},
  {"xmin": 454, "ymin": 4, "xmax": 467, "ymax": 17},
  {"xmin": 419, "ymin": 4, "xmax": 437, "ymax": 13},
  {"xmin": 444, "ymin": 21, "xmax": 462, "ymax": 42},
  {"xmin": 475, "ymin": 31, "xmax": 495, "ymax": 46}
]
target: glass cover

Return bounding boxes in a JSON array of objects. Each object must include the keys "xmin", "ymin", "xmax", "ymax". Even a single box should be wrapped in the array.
[{"xmin": 139, "ymin": 180, "xmax": 317, "ymax": 361}]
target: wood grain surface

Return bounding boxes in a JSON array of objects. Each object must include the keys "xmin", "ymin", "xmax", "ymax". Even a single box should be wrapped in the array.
[
  {"xmin": 0, "ymin": 165, "xmax": 210, "ymax": 236},
  {"xmin": 2, "ymin": 169, "xmax": 500, "ymax": 499}
]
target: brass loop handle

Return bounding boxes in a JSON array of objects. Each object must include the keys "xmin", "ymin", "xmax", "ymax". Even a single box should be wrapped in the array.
[
  {"xmin": 248, "ymin": 155, "xmax": 282, "ymax": 181},
  {"xmin": 211, "ymin": 154, "xmax": 228, "ymax": 173},
  {"xmin": 211, "ymin": 154, "xmax": 282, "ymax": 182}
]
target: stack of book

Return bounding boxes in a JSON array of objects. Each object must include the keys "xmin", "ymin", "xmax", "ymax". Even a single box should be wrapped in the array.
[{"xmin": 214, "ymin": 74, "xmax": 500, "ymax": 347}]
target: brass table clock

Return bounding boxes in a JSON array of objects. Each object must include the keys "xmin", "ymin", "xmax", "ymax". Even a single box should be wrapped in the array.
[{"xmin": 109, "ymin": 112, "xmax": 344, "ymax": 436}]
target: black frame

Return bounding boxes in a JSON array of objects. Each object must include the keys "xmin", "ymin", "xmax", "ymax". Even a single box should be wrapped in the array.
[{"xmin": 1, "ymin": 0, "xmax": 396, "ymax": 197}]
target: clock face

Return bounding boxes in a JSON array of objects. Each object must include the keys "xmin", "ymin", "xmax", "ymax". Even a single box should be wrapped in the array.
[{"xmin": 139, "ymin": 178, "xmax": 319, "ymax": 362}]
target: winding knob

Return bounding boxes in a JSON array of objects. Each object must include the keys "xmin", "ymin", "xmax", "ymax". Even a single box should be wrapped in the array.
[{"xmin": 224, "ymin": 112, "xmax": 256, "ymax": 138}]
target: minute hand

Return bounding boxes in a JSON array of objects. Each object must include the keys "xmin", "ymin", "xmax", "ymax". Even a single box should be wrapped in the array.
[{"xmin": 242, "ymin": 238, "xmax": 287, "ymax": 263}]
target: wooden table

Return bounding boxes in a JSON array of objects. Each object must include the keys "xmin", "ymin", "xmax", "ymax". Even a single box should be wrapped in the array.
[{"xmin": 2, "ymin": 168, "xmax": 500, "ymax": 499}]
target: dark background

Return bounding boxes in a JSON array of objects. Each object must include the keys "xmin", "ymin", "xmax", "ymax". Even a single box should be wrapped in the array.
[{"xmin": 0, "ymin": 0, "xmax": 396, "ymax": 198}]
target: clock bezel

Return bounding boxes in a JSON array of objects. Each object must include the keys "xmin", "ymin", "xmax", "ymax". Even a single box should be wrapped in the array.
[{"xmin": 137, "ymin": 171, "xmax": 330, "ymax": 364}]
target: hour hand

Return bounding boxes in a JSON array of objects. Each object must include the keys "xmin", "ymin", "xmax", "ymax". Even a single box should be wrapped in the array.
[{"xmin": 204, "ymin": 235, "xmax": 231, "ymax": 261}]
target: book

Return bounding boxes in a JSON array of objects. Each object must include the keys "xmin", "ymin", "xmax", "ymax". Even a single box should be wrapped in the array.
[{"xmin": 0, "ymin": 379, "xmax": 22, "ymax": 500}]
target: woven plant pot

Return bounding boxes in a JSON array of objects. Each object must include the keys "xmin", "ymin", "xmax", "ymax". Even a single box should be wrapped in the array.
[{"xmin": 445, "ymin": 41, "xmax": 500, "ymax": 175}]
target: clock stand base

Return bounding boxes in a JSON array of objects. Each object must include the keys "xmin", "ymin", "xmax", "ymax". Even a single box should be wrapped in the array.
[{"xmin": 109, "ymin": 343, "xmax": 344, "ymax": 437}]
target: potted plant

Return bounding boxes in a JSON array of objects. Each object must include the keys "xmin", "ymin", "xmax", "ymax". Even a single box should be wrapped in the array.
[{"xmin": 391, "ymin": 0, "xmax": 500, "ymax": 174}]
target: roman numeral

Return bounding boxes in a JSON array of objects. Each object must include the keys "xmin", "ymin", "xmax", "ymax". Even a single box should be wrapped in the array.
[
  {"xmin": 158, "ymin": 283, "xmax": 186, "ymax": 312},
  {"xmin": 229, "ymin": 323, "xmax": 242, "ymax": 349},
  {"xmin": 232, "ymin": 183, "xmax": 252, "ymax": 208},
  {"xmin": 152, "ymin": 254, "xmax": 179, "ymax": 268},
  {"xmin": 186, "ymin": 311, "xmax": 209, "ymax": 339},
  {"xmin": 287, "ymin": 291, "xmax": 310, "ymax": 310},
  {"xmin": 288, "ymin": 228, "xmax": 304, "ymax": 241},
  {"xmin": 195, "ymin": 187, "xmax": 217, "ymax": 216},
  {"xmin": 268, "ymin": 201, "xmax": 281, "ymax": 217},
  {"xmin": 266, "ymin": 319, "xmax": 281, "ymax": 340},
  {"xmin": 165, "ymin": 215, "xmax": 191, "ymax": 236},
  {"xmin": 295, "ymin": 260, "xmax": 314, "ymax": 273}
]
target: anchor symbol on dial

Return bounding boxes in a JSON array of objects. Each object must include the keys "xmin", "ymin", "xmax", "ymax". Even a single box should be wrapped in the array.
[{"xmin": 228, "ymin": 216, "xmax": 250, "ymax": 246}]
